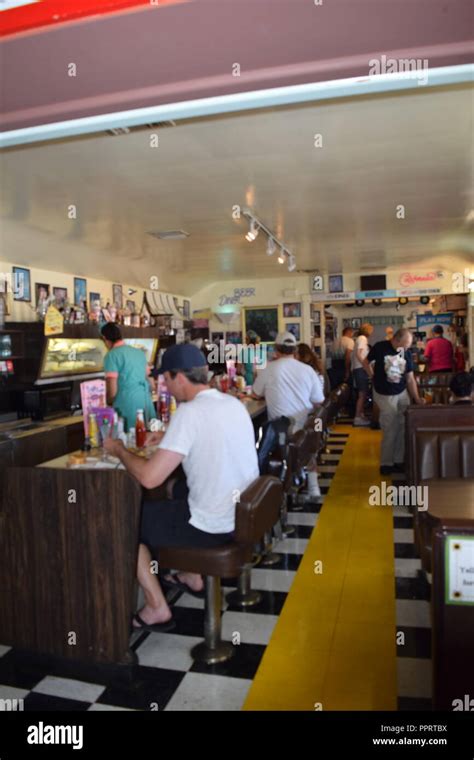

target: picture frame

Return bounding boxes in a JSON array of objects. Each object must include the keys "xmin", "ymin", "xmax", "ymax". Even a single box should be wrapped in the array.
[
  {"xmin": 312, "ymin": 307, "xmax": 320, "ymax": 324},
  {"xmin": 89, "ymin": 292, "xmax": 101, "ymax": 308},
  {"xmin": 183, "ymin": 299, "xmax": 190, "ymax": 318},
  {"xmin": 285, "ymin": 322, "xmax": 301, "ymax": 341},
  {"xmin": 351, "ymin": 317, "xmax": 362, "ymax": 329},
  {"xmin": 283, "ymin": 302, "xmax": 301, "ymax": 318},
  {"xmin": 126, "ymin": 300, "xmax": 136, "ymax": 312},
  {"xmin": 328, "ymin": 274, "xmax": 344, "ymax": 293},
  {"xmin": 35, "ymin": 282, "xmax": 50, "ymax": 305},
  {"xmin": 313, "ymin": 325, "xmax": 321, "ymax": 339},
  {"xmin": 53, "ymin": 287, "xmax": 68, "ymax": 307},
  {"xmin": 12, "ymin": 267, "xmax": 31, "ymax": 302},
  {"xmin": 74, "ymin": 277, "xmax": 87, "ymax": 307},
  {"xmin": 243, "ymin": 306, "xmax": 279, "ymax": 343},
  {"xmin": 112, "ymin": 284, "xmax": 123, "ymax": 309}
]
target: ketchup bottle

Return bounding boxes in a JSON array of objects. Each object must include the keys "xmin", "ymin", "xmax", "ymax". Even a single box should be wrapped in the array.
[{"xmin": 135, "ymin": 409, "xmax": 147, "ymax": 448}]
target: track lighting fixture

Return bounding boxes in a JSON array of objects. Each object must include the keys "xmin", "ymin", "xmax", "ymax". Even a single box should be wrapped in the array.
[
  {"xmin": 242, "ymin": 208, "xmax": 296, "ymax": 273},
  {"xmin": 266, "ymin": 237, "xmax": 276, "ymax": 256}
]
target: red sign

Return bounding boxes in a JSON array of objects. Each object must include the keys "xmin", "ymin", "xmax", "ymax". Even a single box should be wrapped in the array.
[
  {"xmin": 399, "ymin": 271, "xmax": 444, "ymax": 288},
  {"xmin": 0, "ymin": 0, "xmax": 185, "ymax": 38}
]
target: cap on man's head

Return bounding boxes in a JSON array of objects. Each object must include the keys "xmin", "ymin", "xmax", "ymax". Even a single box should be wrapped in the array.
[
  {"xmin": 160, "ymin": 343, "xmax": 207, "ymax": 374},
  {"xmin": 433, "ymin": 325, "xmax": 444, "ymax": 335},
  {"xmin": 275, "ymin": 331, "xmax": 297, "ymax": 347}
]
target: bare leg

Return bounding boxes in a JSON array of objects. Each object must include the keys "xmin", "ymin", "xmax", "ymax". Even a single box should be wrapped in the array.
[
  {"xmin": 164, "ymin": 571, "xmax": 204, "ymax": 593},
  {"xmin": 355, "ymin": 391, "xmax": 367, "ymax": 419},
  {"xmin": 134, "ymin": 544, "xmax": 172, "ymax": 626}
]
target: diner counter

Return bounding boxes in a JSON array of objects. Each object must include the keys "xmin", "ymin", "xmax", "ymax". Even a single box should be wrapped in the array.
[{"xmin": 0, "ymin": 413, "xmax": 84, "ymax": 440}]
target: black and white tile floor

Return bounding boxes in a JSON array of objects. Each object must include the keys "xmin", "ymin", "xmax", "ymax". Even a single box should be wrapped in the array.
[
  {"xmin": 391, "ymin": 472, "xmax": 433, "ymax": 711},
  {"xmin": 0, "ymin": 433, "xmax": 349, "ymax": 712}
]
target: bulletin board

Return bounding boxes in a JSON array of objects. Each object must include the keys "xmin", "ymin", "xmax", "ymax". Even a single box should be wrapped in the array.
[{"xmin": 242, "ymin": 306, "xmax": 281, "ymax": 343}]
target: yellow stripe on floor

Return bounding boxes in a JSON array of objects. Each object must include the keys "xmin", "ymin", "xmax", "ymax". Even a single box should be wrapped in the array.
[{"xmin": 244, "ymin": 425, "xmax": 397, "ymax": 711}]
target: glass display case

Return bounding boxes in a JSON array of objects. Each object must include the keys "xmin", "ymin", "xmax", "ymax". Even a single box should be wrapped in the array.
[
  {"xmin": 39, "ymin": 337, "xmax": 107, "ymax": 380},
  {"xmin": 123, "ymin": 337, "xmax": 158, "ymax": 364}
]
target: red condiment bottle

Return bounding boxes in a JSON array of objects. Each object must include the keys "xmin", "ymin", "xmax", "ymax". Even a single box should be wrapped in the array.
[{"xmin": 136, "ymin": 409, "xmax": 147, "ymax": 448}]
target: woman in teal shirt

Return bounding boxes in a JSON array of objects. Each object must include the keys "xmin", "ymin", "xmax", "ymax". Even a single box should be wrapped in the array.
[{"xmin": 101, "ymin": 323, "xmax": 156, "ymax": 431}]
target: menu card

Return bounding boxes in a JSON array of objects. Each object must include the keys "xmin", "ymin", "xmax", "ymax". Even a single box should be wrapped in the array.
[{"xmin": 80, "ymin": 380, "xmax": 106, "ymax": 437}]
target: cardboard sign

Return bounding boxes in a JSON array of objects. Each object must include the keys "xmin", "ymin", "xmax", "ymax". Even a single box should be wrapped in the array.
[
  {"xmin": 44, "ymin": 305, "xmax": 64, "ymax": 336},
  {"xmin": 445, "ymin": 536, "xmax": 474, "ymax": 606}
]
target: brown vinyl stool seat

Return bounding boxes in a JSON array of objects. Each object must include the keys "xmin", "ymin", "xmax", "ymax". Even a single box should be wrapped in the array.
[{"xmin": 155, "ymin": 475, "xmax": 283, "ymax": 664}]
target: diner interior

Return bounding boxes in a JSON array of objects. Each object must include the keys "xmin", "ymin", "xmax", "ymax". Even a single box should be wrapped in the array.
[{"xmin": 0, "ymin": 0, "xmax": 473, "ymax": 726}]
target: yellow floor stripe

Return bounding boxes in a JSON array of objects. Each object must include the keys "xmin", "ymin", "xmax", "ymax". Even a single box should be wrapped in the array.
[{"xmin": 244, "ymin": 425, "xmax": 398, "ymax": 711}]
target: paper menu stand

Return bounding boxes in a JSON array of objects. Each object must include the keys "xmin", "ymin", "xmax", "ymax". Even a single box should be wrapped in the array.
[{"xmin": 80, "ymin": 380, "xmax": 106, "ymax": 437}]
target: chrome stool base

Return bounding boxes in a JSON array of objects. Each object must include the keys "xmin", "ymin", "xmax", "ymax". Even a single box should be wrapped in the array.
[
  {"xmin": 191, "ymin": 640, "xmax": 235, "ymax": 665},
  {"xmin": 226, "ymin": 589, "xmax": 262, "ymax": 608},
  {"xmin": 260, "ymin": 552, "xmax": 281, "ymax": 567}
]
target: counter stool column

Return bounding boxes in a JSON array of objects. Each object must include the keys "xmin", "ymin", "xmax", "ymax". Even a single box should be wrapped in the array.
[
  {"xmin": 226, "ymin": 563, "xmax": 262, "ymax": 608},
  {"xmin": 191, "ymin": 575, "xmax": 234, "ymax": 665}
]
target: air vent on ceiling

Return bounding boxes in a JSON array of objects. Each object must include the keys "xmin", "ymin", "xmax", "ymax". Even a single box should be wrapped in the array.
[
  {"xmin": 106, "ymin": 121, "xmax": 177, "ymax": 136},
  {"xmin": 147, "ymin": 230, "xmax": 190, "ymax": 240}
]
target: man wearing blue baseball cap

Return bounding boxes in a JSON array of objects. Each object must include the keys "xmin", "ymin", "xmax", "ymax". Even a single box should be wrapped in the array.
[{"xmin": 104, "ymin": 343, "xmax": 259, "ymax": 632}]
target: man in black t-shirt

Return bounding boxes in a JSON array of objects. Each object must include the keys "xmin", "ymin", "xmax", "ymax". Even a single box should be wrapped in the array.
[{"xmin": 363, "ymin": 328, "xmax": 424, "ymax": 475}]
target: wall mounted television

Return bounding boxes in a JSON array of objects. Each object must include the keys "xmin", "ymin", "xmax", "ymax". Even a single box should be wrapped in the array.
[{"xmin": 360, "ymin": 274, "xmax": 387, "ymax": 291}]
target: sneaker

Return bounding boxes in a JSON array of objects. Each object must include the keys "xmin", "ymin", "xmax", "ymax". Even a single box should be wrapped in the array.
[
  {"xmin": 353, "ymin": 417, "xmax": 371, "ymax": 427},
  {"xmin": 380, "ymin": 465, "xmax": 393, "ymax": 475}
]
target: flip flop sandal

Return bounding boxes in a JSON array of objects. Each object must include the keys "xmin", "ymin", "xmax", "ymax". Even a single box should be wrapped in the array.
[
  {"xmin": 161, "ymin": 574, "xmax": 205, "ymax": 599},
  {"xmin": 131, "ymin": 612, "xmax": 176, "ymax": 633}
]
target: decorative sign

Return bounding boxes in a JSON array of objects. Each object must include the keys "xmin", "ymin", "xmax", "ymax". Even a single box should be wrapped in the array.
[
  {"xmin": 399, "ymin": 271, "xmax": 444, "ymax": 287},
  {"xmin": 416, "ymin": 312, "xmax": 453, "ymax": 330},
  {"xmin": 445, "ymin": 535, "xmax": 474, "ymax": 605},
  {"xmin": 44, "ymin": 305, "xmax": 64, "ymax": 336},
  {"xmin": 218, "ymin": 288, "xmax": 256, "ymax": 306},
  {"xmin": 312, "ymin": 291, "xmax": 355, "ymax": 302},
  {"xmin": 398, "ymin": 287, "xmax": 441, "ymax": 297},
  {"xmin": 355, "ymin": 289, "xmax": 397, "ymax": 299}
]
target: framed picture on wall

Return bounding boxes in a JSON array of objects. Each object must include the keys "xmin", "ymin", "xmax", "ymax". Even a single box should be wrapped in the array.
[
  {"xmin": 350, "ymin": 317, "xmax": 361, "ymax": 329},
  {"xmin": 126, "ymin": 300, "xmax": 136, "ymax": 312},
  {"xmin": 89, "ymin": 292, "xmax": 101, "ymax": 308},
  {"xmin": 35, "ymin": 282, "xmax": 50, "ymax": 305},
  {"xmin": 112, "ymin": 284, "xmax": 123, "ymax": 308},
  {"xmin": 312, "ymin": 308, "xmax": 320, "ymax": 324},
  {"xmin": 329, "ymin": 274, "xmax": 344, "ymax": 293},
  {"xmin": 285, "ymin": 322, "xmax": 301, "ymax": 341},
  {"xmin": 283, "ymin": 302, "xmax": 301, "ymax": 318},
  {"xmin": 313, "ymin": 325, "xmax": 321, "ymax": 339},
  {"xmin": 183, "ymin": 299, "xmax": 190, "ymax": 318},
  {"xmin": 74, "ymin": 277, "xmax": 87, "ymax": 307},
  {"xmin": 53, "ymin": 287, "xmax": 68, "ymax": 307},
  {"xmin": 243, "ymin": 306, "xmax": 279, "ymax": 343},
  {"xmin": 12, "ymin": 267, "xmax": 31, "ymax": 302}
]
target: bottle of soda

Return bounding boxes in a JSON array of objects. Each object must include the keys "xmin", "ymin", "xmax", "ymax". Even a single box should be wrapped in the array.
[
  {"xmin": 89, "ymin": 413, "xmax": 100, "ymax": 448},
  {"xmin": 159, "ymin": 394, "xmax": 169, "ymax": 424},
  {"xmin": 136, "ymin": 409, "xmax": 147, "ymax": 448},
  {"xmin": 169, "ymin": 396, "xmax": 177, "ymax": 416}
]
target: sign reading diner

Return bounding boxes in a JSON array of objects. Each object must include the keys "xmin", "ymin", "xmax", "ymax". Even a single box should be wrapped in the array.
[{"xmin": 218, "ymin": 288, "xmax": 256, "ymax": 306}]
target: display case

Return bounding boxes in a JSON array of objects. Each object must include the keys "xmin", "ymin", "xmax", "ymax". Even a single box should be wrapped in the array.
[
  {"xmin": 39, "ymin": 337, "xmax": 107, "ymax": 381},
  {"xmin": 123, "ymin": 337, "xmax": 158, "ymax": 364}
]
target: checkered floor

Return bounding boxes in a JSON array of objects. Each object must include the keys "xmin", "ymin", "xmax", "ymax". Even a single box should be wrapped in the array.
[
  {"xmin": 392, "ymin": 471, "xmax": 433, "ymax": 711},
  {"xmin": 0, "ymin": 433, "xmax": 348, "ymax": 712}
]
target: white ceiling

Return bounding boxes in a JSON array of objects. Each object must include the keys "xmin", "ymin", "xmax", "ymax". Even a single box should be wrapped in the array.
[{"xmin": 1, "ymin": 83, "xmax": 473, "ymax": 296}]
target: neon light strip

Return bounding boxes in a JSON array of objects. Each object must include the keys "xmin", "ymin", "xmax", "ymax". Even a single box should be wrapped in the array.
[{"xmin": 1, "ymin": 64, "xmax": 472, "ymax": 148}]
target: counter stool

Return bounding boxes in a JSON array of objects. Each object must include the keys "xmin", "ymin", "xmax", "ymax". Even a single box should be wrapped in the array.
[{"xmin": 156, "ymin": 476, "xmax": 282, "ymax": 664}]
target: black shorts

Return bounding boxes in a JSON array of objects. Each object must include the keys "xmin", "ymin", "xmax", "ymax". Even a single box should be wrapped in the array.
[
  {"xmin": 353, "ymin": 367, "xmax": 370, "ymax": 392},
  {"xmin": 140, "ymin": 498, "xmax": 235, "ymax": 551}
]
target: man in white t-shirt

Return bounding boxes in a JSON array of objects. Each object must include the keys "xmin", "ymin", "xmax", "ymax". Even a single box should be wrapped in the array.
[
  {"xmin": 252, "ymin": 331, "xmax": 324, "ymax": 497},
  {"xmin": 252, "ymin": 331, "xmax": 325, "ymax": 431},
  {"xmin": 104, "ymin": 344, "xmax": 259, "ymax": 632}
]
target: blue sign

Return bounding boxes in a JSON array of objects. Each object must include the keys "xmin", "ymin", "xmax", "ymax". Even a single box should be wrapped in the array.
[
  {"xmin": 355, "ymin": 289, "xmax": 397, "ymax": 299},
  {"xmin": 416, "ymin": 312, "xmax": 453, "ymax": 329}
]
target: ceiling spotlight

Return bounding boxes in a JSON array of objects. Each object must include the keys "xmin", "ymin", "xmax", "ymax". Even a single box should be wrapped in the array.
[
  {"xmin": 288, "ymin": 254, "xmax": 296, "ymax": 272},
  {"xmin": 266, "ymin": 237, "xmax": 276, "ymax": 256},
  {"xmin": 355, "ymin": 299, "xmax": 365, "ymax": 307},
  {"xmin": 398, "ymin": 297, "xmax": 409, "ymax": 305},
  {"xmin": 277, "ymin": 251, "xmax": 285, "ymax": 264},
  {"xmin": 372, "ymin": 298, "xmax": 382, "ymax": 306},
  {"xmin": 419, "ymin": 296, "xmax": 430, "ymax": 305},
  {"xmin": 245, "ymin": 219, "xmax": 259, "ymax": 242},
  {"xmin": 127, "ymin": 288, "xmax": 137, "ymax": 296}
]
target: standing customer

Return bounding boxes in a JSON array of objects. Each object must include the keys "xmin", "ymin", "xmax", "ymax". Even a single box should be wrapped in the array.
[
  {"xmin": 101, "ymin": 323, "xmax": 156, "ymax": 431},
  {"xmin": 424, "ymin": 325, "xmax": 454, "ymax": 373},
  {"xmin": 296, "ymin": 343, "xmax": 328, "ymax": 398},
  {"xmin": 351, "ymin": 323, "xmax": 374, "ymax": 426},
  {"xmin": 363, "ymin": 328, "xmax": 424, "ymax": 475},
  {"xmin": 329, "ymin": 327, "xmax": 354, "ymax": 387}
]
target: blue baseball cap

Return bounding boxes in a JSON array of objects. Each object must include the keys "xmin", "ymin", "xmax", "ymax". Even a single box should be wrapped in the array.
[{"xmin": 160, "ymin": 343, "xmax": 207, "ymax": 374}]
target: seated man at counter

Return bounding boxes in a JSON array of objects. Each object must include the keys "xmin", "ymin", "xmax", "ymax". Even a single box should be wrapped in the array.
[
  {"xmin": 449, "ymin": 371, "xmax": 474, "ymax": 404},
  {"xmin": 104, "ymin": 343, "xmax": 259, "ymax": 632},
  {"xmin": 251, "ymin": 331, "xmax": 325, "ymax": 496}
]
